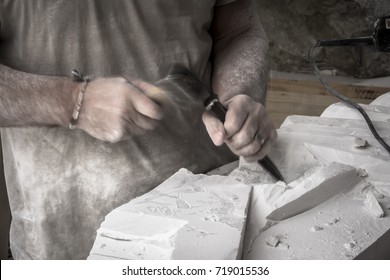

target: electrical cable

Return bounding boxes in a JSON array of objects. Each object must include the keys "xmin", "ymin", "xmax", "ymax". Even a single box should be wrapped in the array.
[{"xmin": 309, "ymin": 43, "xmax": 390, "ymax": 155}]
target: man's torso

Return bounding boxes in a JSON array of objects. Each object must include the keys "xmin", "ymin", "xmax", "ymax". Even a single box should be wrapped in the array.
[{"xmin": 0, "ymin": 0, "xmax": 236, "ymax": 259}]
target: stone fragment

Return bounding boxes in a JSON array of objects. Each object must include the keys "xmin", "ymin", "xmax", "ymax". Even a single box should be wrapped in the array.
[
  {"xmin": 265, "ymin": 235, "xmax": 290, "ymax": 250},
  {"xmin": 364, "ymin": 190, "xmax": 385, "ymax": 218},
  {"xmin": 353, "ymin": 137, "xmax": 368, "ymax": 148},
  {"xmin": 343, "ymin": 241, "xmax": 357, "ymax": 251},
  {"xmin": 361, "ymin": 184, "xmax": 385, "ymax": 199},
  {"xmin": 276, "ymin": 243, "xmax": 289, "ymax": 250},
  {"xmin": 323, "ymin": 218, "xmax": 341, "ymax": 226},
  {"xmin": 266, "ymin": 163, "xmax": 361, "ymax": 221},
  {"xmin": 310, "ymin": 226, "xmax": 324, "ymax": 232},
  {"xmin": 265, "ymin": 235, "xmax": 280, "ymax": 247}
]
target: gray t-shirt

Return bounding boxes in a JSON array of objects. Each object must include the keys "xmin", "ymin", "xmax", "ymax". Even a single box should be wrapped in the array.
[{"xmin": 0, "ymin": 0, "xmax": 236, "ymax": 259}]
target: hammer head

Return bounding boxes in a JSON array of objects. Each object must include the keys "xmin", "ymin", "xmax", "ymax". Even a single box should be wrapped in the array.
[{"xmin": 155, "ymin": 64, "xmax": 210, "ymax": 109}]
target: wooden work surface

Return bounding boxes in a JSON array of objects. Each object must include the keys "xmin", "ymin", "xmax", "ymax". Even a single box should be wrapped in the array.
[{"xmin": 266, "ymin": 72, "xmax": 390, "ymax": 128}]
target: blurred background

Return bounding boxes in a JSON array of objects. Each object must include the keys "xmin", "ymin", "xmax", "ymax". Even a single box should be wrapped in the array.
[{"xmin": 256, "ymin": 0, "xmax": 390, "ymax": 126}]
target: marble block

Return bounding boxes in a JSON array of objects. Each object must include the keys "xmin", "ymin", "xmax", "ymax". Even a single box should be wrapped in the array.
[
  {"xmin": 88, "ymin": 168, "xmax": 252, "ymax": 260},
  {"xmin": 321, "ymin": 102, "xmax": 390, "ymax": 122}
]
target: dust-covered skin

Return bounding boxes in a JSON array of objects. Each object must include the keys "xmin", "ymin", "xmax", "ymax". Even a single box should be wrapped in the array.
[
  {"xmin": 0, "ymin": 64, "xmax": 166, "ymax": 142},
  {"xmin": 204, "ymin": 0, "xmax": 276, "ymax": 161},
  {"xmin": 76, "ymin": 77, "xmax": 165, "ymax": 143},
  {"xmin": 0, "ymin": 64, "xmax": 78, "ymax": 127}
]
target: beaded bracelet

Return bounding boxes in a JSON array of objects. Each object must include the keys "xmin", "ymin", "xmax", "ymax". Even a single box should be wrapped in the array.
[{"xmin": 69, "ymin": 69, "xmax": 90, "ymax": 129}]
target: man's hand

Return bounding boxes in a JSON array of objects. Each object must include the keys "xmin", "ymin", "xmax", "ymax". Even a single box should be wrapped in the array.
[
  {"xmin": 202, "ymin": 94, "xmax": 276, "ymax": 161},
  {"xmin": 0, "ymin": 64, "xmax": 167, "ymax": 142},
  {"xmin": 76, "ymin": 77, "xmax": 165, "ymax": 143}
]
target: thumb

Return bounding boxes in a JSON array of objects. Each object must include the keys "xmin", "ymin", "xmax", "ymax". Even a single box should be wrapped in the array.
[{"xmin": 202, "ymin": 111, "xmax": 226, "ymax": 146}]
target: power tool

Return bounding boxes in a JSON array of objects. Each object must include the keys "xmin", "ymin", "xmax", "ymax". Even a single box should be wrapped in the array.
[{"xmin": 315, "ymin": 15, "xmax": 390, "ymax": 51}]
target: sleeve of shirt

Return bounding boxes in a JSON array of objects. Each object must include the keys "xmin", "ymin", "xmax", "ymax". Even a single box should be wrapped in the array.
[{"xmin": 215, "ymin": 0, "xmax": 237, "ymax": 6}]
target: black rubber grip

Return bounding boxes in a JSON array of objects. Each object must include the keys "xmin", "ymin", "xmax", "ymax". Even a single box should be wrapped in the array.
[{"xmin": 204, "ymin": 98, "xmax": 284, "ymax": 182}]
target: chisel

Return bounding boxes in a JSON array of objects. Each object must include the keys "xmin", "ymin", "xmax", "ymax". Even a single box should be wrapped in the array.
[{"xmin": 160, "ymin": 64, "xmax": 284, "ymax": 182}]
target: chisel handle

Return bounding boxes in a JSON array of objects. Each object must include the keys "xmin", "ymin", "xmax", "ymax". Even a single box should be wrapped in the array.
[
  {"xmin": 204, "ymin": 97, "xmax": 284, "ymax": 182},
  {"xmin": 204, "ymin": 97, "xmax": 227, "ymax": 123}
]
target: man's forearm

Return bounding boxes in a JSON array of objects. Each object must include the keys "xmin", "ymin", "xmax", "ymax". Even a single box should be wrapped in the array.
[
  {"xmin": 0, "ymin": 64, "xmax": 78, "ymax": 127},
  {"xmin": 211, "ymin": 0, "xmax": 269, "ymax": 104}
]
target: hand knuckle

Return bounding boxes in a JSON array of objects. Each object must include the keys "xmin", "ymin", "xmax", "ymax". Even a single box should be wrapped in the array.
[{"xmin": 225, "ymin": 121, "xmax": 239, "ymax": 135}]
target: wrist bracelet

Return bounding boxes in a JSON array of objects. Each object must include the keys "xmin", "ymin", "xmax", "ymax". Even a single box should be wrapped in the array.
[{"xmin": 69, "ymin": 69, "xmax": 90, "ymax": 129}]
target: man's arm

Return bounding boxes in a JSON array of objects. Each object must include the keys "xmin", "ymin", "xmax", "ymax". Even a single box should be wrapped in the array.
[
  {"xmin": 203, "ymin": 0, "xmax": 276, "ymax": 161},
  {"xmin": 211, "ymin": 0, "xmax": 269, "ymax": 104},
  {"xmin": 0, "ymin": 64, "xmax": 164, "ymax": 142},
  {"xmin": 0, "ymin": 63, "xmax": 78, "ymax": 127}
]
